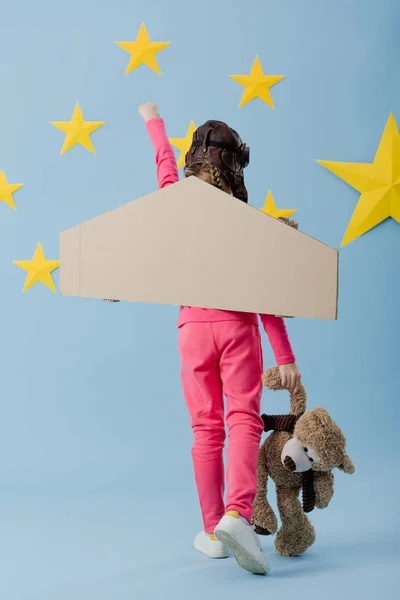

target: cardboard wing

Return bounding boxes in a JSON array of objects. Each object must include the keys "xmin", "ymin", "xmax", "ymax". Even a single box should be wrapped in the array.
[{"xmin": 59, "ymin": 177, "xmax": 338, "ymax": 320}]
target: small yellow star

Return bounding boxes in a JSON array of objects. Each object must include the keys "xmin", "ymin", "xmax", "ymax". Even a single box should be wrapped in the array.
[
  {"xmin": 260, "ymin": 190, "xmax": 298, "ymax": 219},
  {"xmin": 0, "ymin": 170, "xmax": 23, "ymax": 210},
  {"xmin": 230, "ymin": 56, "xmax": 285, "ymax": 109},
  {"xmin": 13, "ymin": 242, "xmax": 60, "ymax": 292},
  {"xmin": 50, "ymin": 103, "xmax": 105, "ymax": 155},
  {"xmin": 169, "ymin": 120, "xmax": 197, "ymax": 169},
  {"xmin": 116, "ymin": 23, "xmax": 171, "ymax": 75},
  {"xmin": 317, "ymin": 112, "xmax": 400, "ymax": 247}
]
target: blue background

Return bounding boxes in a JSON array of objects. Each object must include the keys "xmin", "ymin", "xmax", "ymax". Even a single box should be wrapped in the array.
[{"xmin": 0, "ymin": 0, "xmax": 399, "ymax": 598}]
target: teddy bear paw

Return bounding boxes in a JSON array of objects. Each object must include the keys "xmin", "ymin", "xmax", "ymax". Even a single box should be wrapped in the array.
[
  {"xmin": 254, "ymin": 524, "xmax": 273, "ymax": 536},
  {"xmin": 253, "ymin": 509, "xmax": 278, "ymax": 536},
  {"xmin": 275, "ymin": 523, "xmax": 316, "ymax": 557}
]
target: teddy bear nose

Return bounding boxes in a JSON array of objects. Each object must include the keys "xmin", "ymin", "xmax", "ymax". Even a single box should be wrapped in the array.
[{"xmin": 283, "ymin": 456, "xmax": 296, "ymax": 472}]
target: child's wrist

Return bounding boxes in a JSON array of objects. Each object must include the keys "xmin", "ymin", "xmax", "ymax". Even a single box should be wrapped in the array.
[{"xmin": 145, "ymin": 114, "xmax": 160, "ymax": 123}]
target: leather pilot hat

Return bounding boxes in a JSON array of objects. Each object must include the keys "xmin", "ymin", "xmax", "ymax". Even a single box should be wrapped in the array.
[{"xmin": 185, "ymin": 120, "xmax": 250, "ymax": 202}]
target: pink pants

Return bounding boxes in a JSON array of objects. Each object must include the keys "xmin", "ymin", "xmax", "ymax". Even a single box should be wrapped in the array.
[{"xmin": 178, "ymin": 321, "xmax": 264, "ymax": 533}]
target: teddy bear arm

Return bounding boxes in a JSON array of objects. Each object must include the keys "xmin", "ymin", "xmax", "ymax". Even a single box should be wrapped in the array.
[
  {"xmin": 253, "ymin": 442, "xmax": 278, "ymax": 535},
  {"xmin": 313, "ymin": 471, "xmax": 334, "ymax": 509}
]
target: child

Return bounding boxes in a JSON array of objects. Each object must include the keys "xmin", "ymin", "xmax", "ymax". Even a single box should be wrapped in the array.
[{"xmin": 139, "ymin": 103, "xmax": 301, "ymax": 576}]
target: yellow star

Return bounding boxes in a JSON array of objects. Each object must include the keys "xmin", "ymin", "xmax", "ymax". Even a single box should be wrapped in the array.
[
  {"xmin": 0, "ymin": 170, "xmax": 23, "ymax": 210},
  {"xmin": 169, "ymin": 120, "xmax": 197, "ymax": 169},
  {"xmin": 230, "ymin": 56, "xmax": 285, "ymax": 109},
  {"xmin": 50, "ymin": 103, "xmax": 105, "ymax": 155},
  {"xmin": 13, "ymin": 242, "xmax": 60, "ymax": 292},
  {"xmin": 116, "ymin": 23, "xmax": 170, "ymax": 75},
  {"xmin": 317, "ymin": 113, "xmax": 400, "ymax": 247},
  {"xmin": 260, "ymin": 190, "xmax": 298, "ymax": 219}
]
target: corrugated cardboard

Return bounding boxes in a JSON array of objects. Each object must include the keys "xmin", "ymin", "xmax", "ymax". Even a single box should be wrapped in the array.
[{"xmin": 59, "ymin": 176, "xmax": 338, "ymax": 320}]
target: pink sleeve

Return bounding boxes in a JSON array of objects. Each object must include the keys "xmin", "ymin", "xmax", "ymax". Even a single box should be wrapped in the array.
[
  {"xmin": 145, "ymin": 117, "xmax": 180, "ymax": 189},
  {"xmin": 259, "ymin": 314, "xmax": 296, "ymax": 366}
]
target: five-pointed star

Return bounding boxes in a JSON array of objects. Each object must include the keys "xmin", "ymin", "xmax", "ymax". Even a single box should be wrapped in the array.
[
  {"xmin": 261, "ymin": 190, "xmax": 298, "ymax": 219},
  {"xmin": 230, "ymin": 56, "xmax": 285, "ymax": 109},
  {"xmin": 169, "ymin": 120, "xmax": 196, "ymax": 169},
  {"xmin": 317, "ymin": 113, "xmax": 400, "ymax": 247},
  {"xmin": 51, "ymin": 103, "xmax": 105, "ymax": 154},
  {"xmin": 115, "ymin": 23, "xmax": 170, "ymax": 75},
  {"xmin": 0, "ymin": 170, "xmax": 23, "ymax": 210},
  {"xmin": 13, "ymin": 242, "xmax": 60, "ymax": 292}
]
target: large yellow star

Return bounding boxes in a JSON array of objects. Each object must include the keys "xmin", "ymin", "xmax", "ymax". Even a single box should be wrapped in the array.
[
  {"xmin": 116, "ymin": 23, "xmax": 170, "ymax": 75},
  {"xmin": 13, "ymin": 242, "xmax": 60, "ymax": 292},
  {"xmin": 0, "ymin": 170, "xmax": 23, "ymax": 210},
  {"xmin": 169, "ymin": 120, "xmax": 196, "ymax": 169},
  {"xmin": 51, "ymin": 103, "xmax": 105, "ymax": 155},
  {"xmin": 230, "ymin": 56, "xmax": 285, "ymax": 109},
  {"xmin": 317, "ymin": 113, "xmax": 400, "ymax": 247},
  {"xmin": 260, "ymin": 190, "xmax": 297, "ymax": 219}
]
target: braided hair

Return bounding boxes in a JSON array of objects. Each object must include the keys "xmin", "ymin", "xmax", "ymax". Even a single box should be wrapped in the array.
[
  {"xmin": 184, "ymin": 163, "xmax": 229, "ymax": 193},
  {"xmin": 209, "ymin": 165, "xmax": 224, "ymax": 190}
]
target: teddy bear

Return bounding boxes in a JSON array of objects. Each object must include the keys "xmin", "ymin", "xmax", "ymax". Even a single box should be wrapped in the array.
[{"xmin": 253, "ymin": 366, "xmax": 355, "ymax": 557}]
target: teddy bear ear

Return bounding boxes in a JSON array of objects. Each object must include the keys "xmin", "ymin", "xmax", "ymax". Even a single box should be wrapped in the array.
[
  {"xmin": 338, "ymin": 454, "xmax": 355, "ymax": 474},
  {"xmin": 311, "ymin": 406, "xmax": 329, "ymax": 421}
]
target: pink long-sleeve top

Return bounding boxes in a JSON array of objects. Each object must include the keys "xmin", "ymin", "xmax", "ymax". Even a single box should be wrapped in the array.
[{"xmin": 146, "ymin": 117, "xmax": 296, "ymax": 366}]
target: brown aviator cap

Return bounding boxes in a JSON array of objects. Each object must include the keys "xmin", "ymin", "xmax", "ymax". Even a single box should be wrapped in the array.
[{"xmin": 184, "ymin": 120, "xmax": 250, "ymax": 202}]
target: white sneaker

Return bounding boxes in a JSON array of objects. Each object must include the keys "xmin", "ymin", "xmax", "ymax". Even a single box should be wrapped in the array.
[
  {"xmin": 194, "ymin": 531, "xmax": 230, "ymax": 559},
  {"xmin": 214, "ymin": 511, "xmax": 269, "ymax": 575}
]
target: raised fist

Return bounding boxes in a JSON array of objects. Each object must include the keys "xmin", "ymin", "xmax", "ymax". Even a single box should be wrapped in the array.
[{"xmin": 138, "ymin": 102, "xmax": 160, "ymax": 122}]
